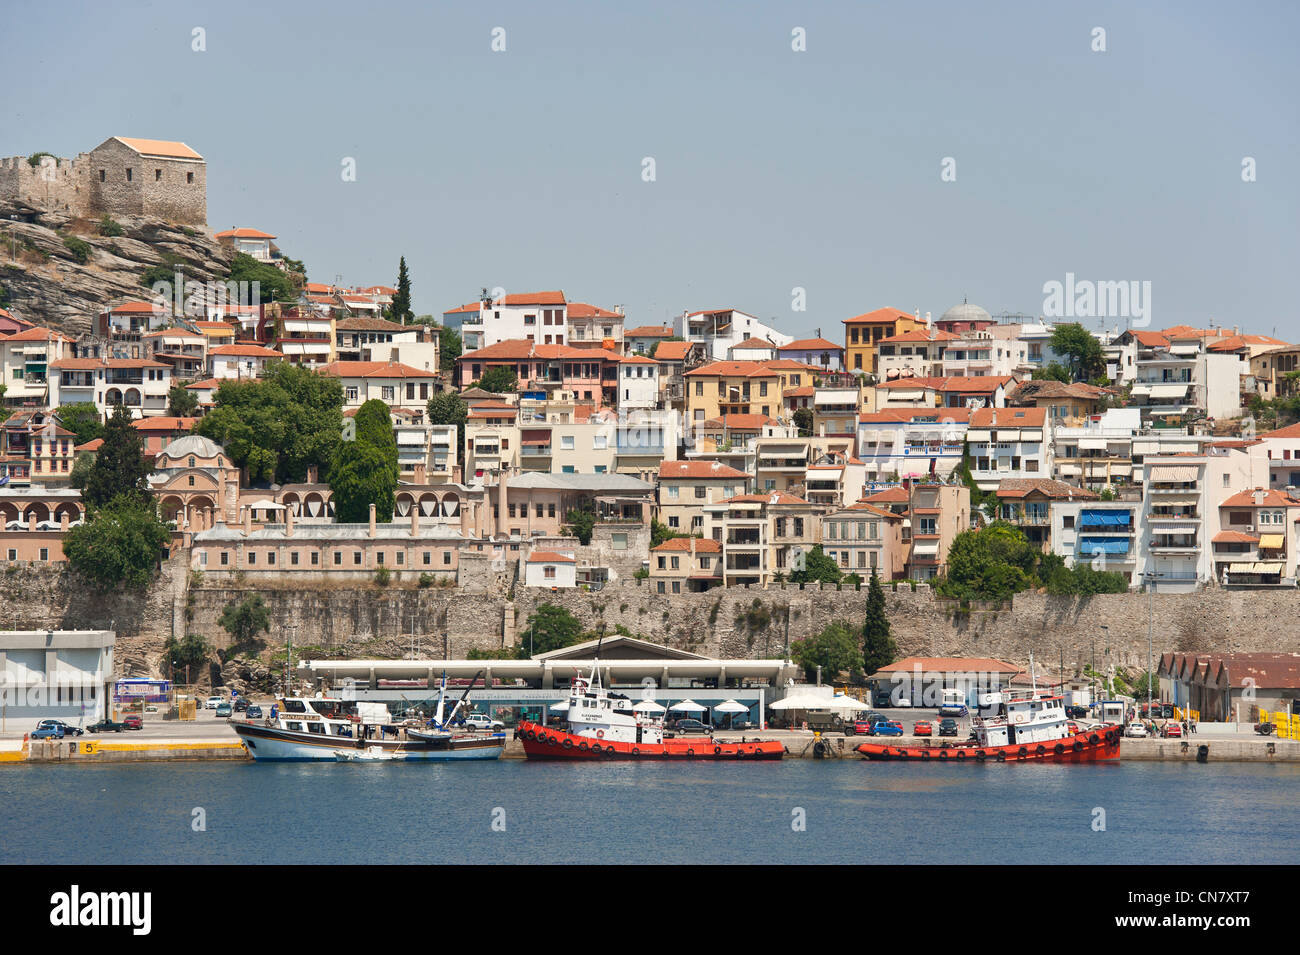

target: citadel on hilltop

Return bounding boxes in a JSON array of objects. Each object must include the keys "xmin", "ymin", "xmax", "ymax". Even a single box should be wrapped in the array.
[{"xmin": 0, "ymin": 136, "xmax": 206, "ymax": 227}]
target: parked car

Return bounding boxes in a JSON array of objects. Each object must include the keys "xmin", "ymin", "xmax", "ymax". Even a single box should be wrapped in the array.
[
  {"xmin": 938, "ymin": 718, "xmax": 959, "ymax": 737},
  {"xmin": 36, "ymin": 719, "xmax": 83, "ymax": 737},
  {"xmin": 1123, "ymin": 722, "xmax": 1149, "ymax": 739},
  {"xmin": 461, "ymin": 713, "xmax": 504, "ymax": 731},
  {"xmin": 204, "ymin": 696, "xmax": 223, "ymax": 710},
  {"xmin": 913, "ymin": 720, "xmax": 933, "ymax": 737},
  {"xmin": 31, "ymin": 724, "xmax": 65, "ymax": 740},
  {"xmin": 1161, "ymin": 722, "xmax": 1183, "ymax": 738},
  {"xmin": 233, "ymin": 698, "xmax": 250, "ymax": 712},
  {"xmin": 1067, "ymin": 721, "xmax": 1080, "ymax": 735},
  {"xmin": 1066, "ymin": 705, "xmax": 1089, "ymax": 719},
  {"xmin": 669, "ymin": 718, "xmax": 713, "ymax": 735},
  {"xmin": 871, "ymin": 721, "xmax": 904, "ymax": 737},
  {"xmin": 87, "ymin": 718, "xmax": 125, "ymax": 733},
  {"xmin": 246, "ymin": 705, "xmax": 263, "ymax": 720},
  {"xmin": 215, "ymin": 703, "xmax": 233, "ymax": 718},
  {"xmin": 122, "ymin": 715, "xmax": 143, "ymax": 730}
]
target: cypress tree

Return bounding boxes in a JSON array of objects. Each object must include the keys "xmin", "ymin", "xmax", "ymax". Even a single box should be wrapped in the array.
[
  {"xmin": 82, "ymin": 403, "xmax": 152, "ymax": 509},
  {"xmin": 390, "ymin": 256, "xmax": 413, "ymax": 324},
  {"xmin": 862, "ymin": 570, "xmax": 897, "ymax": 675}
]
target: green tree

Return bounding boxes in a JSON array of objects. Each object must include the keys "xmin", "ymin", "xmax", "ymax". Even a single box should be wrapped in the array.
[
  {"xmin": 0, "ymin": 384, "xmax": 7, "ymax": 424},
  {"xmin": 63, "ymin": 500, "xmax": 171, "ymax": 589},
  {"xmin": 81, "ymin": 403, "xmax": 152, "ymax": 509},
  {"xmin": 218, "ymin": 595, "xmax": 272, "ymax": 653},
  {"xmin": 69, "ymin": 451, "xmax": 95, "ymax": 490},
  {"xmin": 427, "ymin": 389, "xmax": 468, "ymax": 462},
  {"xmin": 1031, "ymin": 362, "xmax": 1072, "ymax": 382},
  {"xmin": 791, "ymin": 620, "xmax": 861, "ymax": 682},
  {"xmin": 565, "ymin": 500, "xmax": 597, "ymax": 546},
  {"xmin": 387, "ymin": 256, "xmax": 413, "ymax": 324},
  {"xmin": 331, "ymin": 441, "xmax": 397, "ymax": 523},
  {"xmin": 439, "ymin": 324, "xmax": 462, "ymax": 367},
  {"xmin": 651, "ymin": 518, "xmax": 691, "ymax": 548},
  {"xmin": 862, "ymin": 571, "xmax": 897, "ymax": 674},
  {"xmin": 936, "ymin": 522, "xmax": 1039, "ymax": 601},
  {"xmin": 195, "ymin": 362, "xmax": 343, "ymax": 484},
  {"xmin": 789, "ymin": 544, "xmax": 841, "ymax": 584},
  {"xmin": 163, "ymin": 633, "xmax": 210, "ymax": 682},
  {"xmin": 353, "ymin": 399, "xmax": 398, "ymax": 471},
  {"xmin": 478, "ymin": 365, "xmax": 518, "ymax": 394},
  {"xmin": 519, "ymin": 603, "xmax": 584, "ymax": 657},
  {"xmin": 167, "ymin": 384, "xmax": 198, "ymax": 417},
  {"xmin": 1049, "ymin": 323, "xmax": 1105, "ymax": 382},
  {"xmin": 55, "ymin": 403, "xmax": 104, "ymax": 444},
  {"xmin": 227, "ymin": 252, "xmax": 297, "ymax": 303},
  {"xmin": 793, "ymin": 407, "xmax": 814, "ymax": 437}
]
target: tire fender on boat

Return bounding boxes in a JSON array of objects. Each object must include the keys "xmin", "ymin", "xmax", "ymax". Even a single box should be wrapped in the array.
[
  {"xmin": 631, "ymin": 747, "xmax": 640, "ymax": 756},
  {"xmin": 1036, "ymin": 745, "xmax": 1046, "ymax": 755},
  {"xmin": 1089, "ymin": 733, "xmax": 1100, "ymax": 744},
  {"xmin": 1073, "ymin": 740, "xmax": 1084, "ymax": 752},
  {"xmin": 996, "ymin": 751, "xmax": 1006, "ymax": 762},
  {"xmin": 1017, "ymin": 746, "xmax": 1028, "ymax": 758},
  {"xmin": 686, "ymin": 748, "xmax": 695, "ymax": 757},
  {"xmin": 1054, "ymin": 743, "xmax": 1065, "ymax": 756},
  {"xmin": 976, "ymin": 750, "xmax": 986, "ymax": 761},
  {"xmin": 578, "ymin": 740, "xmax": 588, "ymax": 751},
  {"xmin": 714, "ymin": 745, "xmax": 723, "ymax": 755},
  {"xmin": 562, "ymin": 738, "xmax": 573, "ymax": 749}
]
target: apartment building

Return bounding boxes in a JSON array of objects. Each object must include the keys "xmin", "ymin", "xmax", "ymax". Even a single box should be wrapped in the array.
[
  {"xmin": 1050, "ymin": 407, "xmax": 1203, "ymax": 489},
  {"xmin": 0, "ymin": 410, "xmax": 77, "ymax": 486},
  {"xmin": 1212, "ymin": 487, "xmax": 1300, "ymax": 587},
  {"xmin": 904, "ymin": 482, "xmax": 971, "ymax": 579},
  {"xmin": 210, "ymin": 343, "xmax": 285, "ymax": 380},
  {"xmin": 1249, "ymin": 344, "xmax": 1300, "ymax": 400},
  {"xmin": 649, "ymin": 537, "xmax": 724, "ymax": 593},
  {"xmin": 966, "ymin": 406, "xmax": 1051, "ymax": 491},
  {"xmin": 753, "ymin": 434, "xmax": 855, "ymax": 494},
  {"xmin": 1051, "ymin": 499, "xmax": 1142, "ymax": 584},
  {"xmin": 0, "ymin": 327, "xmax": 73, "ymax": 408},
  {"xmin": 1257, "ymin": 422, "xmax": 1300, "ymax": 489},
  {"xmin": 457, "ymin": 291, "xmax": 624, "ymax": 351},
  {"xmin": 656, "ymin": 460, "xmax": 750, "ymax": 535},
  {"xmin": 940, "ymin": 328, "xmax": 1029, "ymax": 378},
  {"xmin": 675, "ymin": 308, "xmax": 793, "ymax": 361},
  {"xmin": 877, "ymin": 329, "xmax": 955, "ymax": 380},
  {"xmin": 703, "ymin": 491, "xmax": 822, "ymax": 587},
  {"xmin": 1115, "ymin": 328, "xmax": 1241, "ymax": 422},
  {"xmin": 857, "ymin": 408, "xmax": 970, "ymax": 483},
  {"xmin": 457, "ymin": 340, "xmax": 619, "ymax": 409},
  {"xmin": 993, "ymin": 478, "xmax": 1096, "ymax": 552},
  {"xmin": 802, "ymin": 450, "xmax": 867, "ymax": 509},
  {"xmin": 143, "ymin": 328, "xmax": 207, "ymax": 380},
  {"xmin": 625, "ymin": 325, "xmax": 675, "ymax": 355},
  {"xmin": 842, "ymin": 307, "xmax": 926, "ymax": 376},
  {"xmin": 777, "ymin": 337, "xmax": 844, "ymax": 373},
  {"xmin": 616, "ymin": 355, "xmax": 659, "ymax": 410},
  {"xmin": 320, "ymin": 359, "xmax": 438, "ymax": 412},
  {"xmin": 48, "ymin": 356, "xmax": 171, "ymax": 418},
  {"xmin": 820, "ymin": 503, "xmax": 907, "ymax": 579}
]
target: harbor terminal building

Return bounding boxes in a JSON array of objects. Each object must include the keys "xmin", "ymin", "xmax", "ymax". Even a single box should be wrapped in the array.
[{"xmin": 299, "ymin": 636, "xmax": 802, "ymax": 729}]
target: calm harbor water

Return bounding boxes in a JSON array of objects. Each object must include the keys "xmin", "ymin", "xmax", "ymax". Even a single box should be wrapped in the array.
[{"xmin": 3, "ymin": 760, "xmax": 1297, "ymax": 865}]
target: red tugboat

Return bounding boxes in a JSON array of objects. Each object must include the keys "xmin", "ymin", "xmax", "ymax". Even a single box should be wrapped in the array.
[
  {"xmin": 856, "ymin": 689, "xmax": 1121, "ymax": 763},
  {"xmin": 516, "ymin": 664, "xmax": 784, "ymax": 761}
]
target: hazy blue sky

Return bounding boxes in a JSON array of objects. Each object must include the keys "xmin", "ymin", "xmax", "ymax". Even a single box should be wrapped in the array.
[{"xmin": 8, "ymin": 1, "xmax": 1298, "ymax": 338}]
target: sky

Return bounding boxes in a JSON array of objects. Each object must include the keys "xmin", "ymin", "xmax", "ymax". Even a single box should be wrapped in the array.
[{"xmin": 7, "ymin": 0, "xmax": 1299, "ymax": 339}]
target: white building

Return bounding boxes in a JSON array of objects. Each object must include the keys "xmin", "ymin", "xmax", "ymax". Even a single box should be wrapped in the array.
[
  {"xmin": 941, "ymin": 328, "xmax": 1029, "ymax": 378},
  {"xmin": 675, "ymin": 308, "xmax": 793, "ymax": 360},
  {"xmin": 857, "ymin": 408, "xmax": 970, "ymax": 483},
  {"xmin": 523, "ymin": 550, "xmax": 577, "ymax": 588},
  {"xmin": 0, "ymin": 327, "xmax": 73, "ymax": 408},
  {"xmin": 209, "ymin": 343, "xmax": 285, "ymax": 380},
  {"xmin": 967, "ymin": 406, "xmax": 1051, "ymax": 490},
  {"xmin": 616, "ymin": 355, "xmax": 659, "ymax": 411},
  {"xmin": 48, "ymin": 356, "xmax": 172, "ymax": 419},
  {"xmin": 0, "ymin": 629, "xmax": 115, "ymax": 724},
  {"xmin": 457, "ymin": 292, "xmax": 624, "ymax": 351}
]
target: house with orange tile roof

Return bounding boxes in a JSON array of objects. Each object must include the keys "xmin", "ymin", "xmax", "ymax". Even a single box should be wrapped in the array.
[
  {"xmin": 683, "ymin": 359, "xmax": 812, "ymax": 426},
  {"xmin": 1255, "ymin": 420, "xmax": 1300, "ymax": 490},
  {"xmin": 841, "ymin": 307, "xmax": 927, "ymax": 375},
  {"xmin": 0, "ymin": 308, "xmax": 35, "ymax": 336},
  {"xmin": 649, "ymin": 536, "xmax": 724, "ymax": 593},
  {"xmin": 143, "ymin": 327, "xmax": 208, "ymax": 379},
  {"xmin": 458, "ymin": 339, "xmax": 621, "ymax": 410},
  {"xmin": 728, "ymin": 336, "xmax": 778, "ymax": 362},
  {"xmin": 319, "ymin": 359, "xmax": 438, "ymax": 410},
  {"xmin": 1211, "ymin": 487, "xmax": 1300, "ymax": 586},
  {"xmin": 655, "ymin": 460, "xmax": 750, "ymax": 535},
  {"xmin": 702, "ymin": 490, "xmax": 823, "ymax": 586},
  {"xmin": 214, "ymin": 227, "xmax": 277, "ymax": 262},
  {"xmin": 453, "ymin": 291, "xmax": 624, "ymax": 352},
  {"xmin": 523, "ymin": 550, "xmax": 577, "ymax": 588},
  {"xmin": 0, "ymin": 326, "xmax": 74, "ymax": 407},
  {"xmin": 625, "ymin": 325, "xmax": 675, "ymax": 355},
  {"xmin": 48, "ymin": 355, "xmax": 172, "ymax": 418},
  {"xmin": 820, "ymin": 503, "xmax": 907, "ymax": 579},
  {"xmin": 777, "ymin": 337, "xmax": 845, "ymax": 373},
  {"xmin": 967, "ymin": 407, "xmax": 1051, "ymax": 490},
  {"xmin": 857, "ymin": 407, "xmax": 970, "ymax": 482},
  {"xmin": 1248, "ymin": 343, "xmax": 1300, "ymax": 401},
  {"xmin": 210, "ymin": 343, "xmax": 285, "ymax": 380}
]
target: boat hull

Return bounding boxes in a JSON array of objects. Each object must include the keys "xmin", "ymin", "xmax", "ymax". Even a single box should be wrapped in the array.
[
  {"xmin": 515, "ymin": 721, "xmax": 784, "ymax": 760},
  {"xmin": 233, "ymin": 721, "xmax": 505, "ymax": 761},
  {"xmin": 855, "ymin": 725, "xmax": 1122, "ymax": 763}
]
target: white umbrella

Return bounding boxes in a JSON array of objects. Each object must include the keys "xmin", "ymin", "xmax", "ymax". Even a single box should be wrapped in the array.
[
  {"xmin": 830, "ymin": 694, "xmax": 872, "ymax": 712},
  {"xmin": 669, "ymin": 699, "xmax": 706, "ymax": 712},
  {"xmin": 714, "ymin": 700, "xmax": 750, "ymax": 713},
  {"xmin": 770, "ymin": 694, "xmax": 833, "ymax": 710},
  {"xmin": 633, "ymin": 699, "xmax": 665, "ymax": 713}
]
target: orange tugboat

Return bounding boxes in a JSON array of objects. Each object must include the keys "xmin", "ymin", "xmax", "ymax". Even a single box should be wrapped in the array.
[
  {"xmin": 516, "ymin": 664, "xmax": 784, "ymax": 761},
  {"xmin": 856, "ymin": 689, "xmax": 1121, "ymax": 763}
]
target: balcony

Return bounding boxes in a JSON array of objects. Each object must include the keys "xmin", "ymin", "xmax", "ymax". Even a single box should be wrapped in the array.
[
  {"xmin": 1149, "ymin": 537, "xmax": 1200, "ymax": 554},
  {"xmin": 726, "ymin": 531, "xmax": 764, "ymax": 547}
]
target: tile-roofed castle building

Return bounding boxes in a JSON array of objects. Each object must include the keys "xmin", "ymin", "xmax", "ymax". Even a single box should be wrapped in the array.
[{"xmin": 1, "ymin": 137, "xmax": 206, "ymax": 225}]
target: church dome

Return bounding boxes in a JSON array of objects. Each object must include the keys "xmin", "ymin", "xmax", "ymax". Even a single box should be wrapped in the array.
[{"xmin": 939, "ymin": 300, "xmax": 992, "ymax": 325}]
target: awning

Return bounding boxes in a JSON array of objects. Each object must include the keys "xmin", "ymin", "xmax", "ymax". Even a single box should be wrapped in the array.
[
  {"xmin": 1081, "ymin": 510, "xmax": 1131, "ymax": 526},
  {"xmin": 1149, "ymin": 382, "xmax": 1191, "ymax": 399},
  {"xmin": 1231, "ymin": 561, "xmax": 1284, "ymax": 575},
  {"xmin": 1259, "ymin": 534, "xmax": 1284, "ymax": 549},
  {"xmin": 396, "ymin": 432, "xmax": 424, "ymax": 445},
  {"xmin": 886, "ymin": 389, "xmax": 925, "ymax": 401},
  {"xmin": 1150, "ymin": 465, "xmax": 1198, "ymax": 482},
  {"xmin": 1079, "ymin": 537, "xmax": 1130, "ymax": 555},
  {"xmin": 912, "ymin": 541, "xmax": 939, "ymax": 556},
  {"xmin": 1078, "ymin": 438, "xmax": 1108, "ymax": 450}
]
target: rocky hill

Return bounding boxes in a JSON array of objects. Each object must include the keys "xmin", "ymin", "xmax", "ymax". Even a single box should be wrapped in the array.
[{"xmin": 0, "ymin": 197, "xmax": 231, "ymax": 336}]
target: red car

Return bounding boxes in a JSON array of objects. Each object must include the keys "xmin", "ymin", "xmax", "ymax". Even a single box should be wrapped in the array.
[
  {"xmin": 123, "ymin": 715, "xmax": 143, "ymax": 730},
  {"xmin": 1067, "ymin": 721, "xmax": 1080, "ymax": 735},
  {"xmin": 1162, "ymin": 722, "xmax": 1183, "ymax": 738},
  {"xmin": 912, "ymin": 720, "xmax": 933, "ymax": 737}
]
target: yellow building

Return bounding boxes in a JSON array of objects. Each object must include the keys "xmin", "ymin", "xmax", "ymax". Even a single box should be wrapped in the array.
[
  {"xmin": 842, "ymin": 307, "xmax": 926, "ymax": 376},
  {"xmin": 683, "ymin": 359, "xmax": 812, "ymax": 426}
]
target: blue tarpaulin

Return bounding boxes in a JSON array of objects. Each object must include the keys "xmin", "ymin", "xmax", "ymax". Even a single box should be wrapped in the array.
[
  {"xmin": 1078, "ymin": 537, "xmax": 1130, "ymax": 555},
  {"xmin": 1080, "ymin": 510, "xmax": 1131, "ymax": 527}
]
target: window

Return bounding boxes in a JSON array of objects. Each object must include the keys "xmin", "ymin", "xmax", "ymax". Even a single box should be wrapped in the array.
[
  {"xmin": 334, "ymin": 552, "xmax": 342, "ymax": 566},
  {"xmin": 39, "ymin": 548, "xmax": 48, "ymax": 562},
  {"xmin": 220, "ymin": 551, "xmax": 229, "ymax": 566},
  {"xmin": 126, "ymin": 167, "xmax": 133, "ymax": 181},
  {"xmin": 155, "ymin": 168, "xmax": 162, "ymax": 181},
  {"xmin": 443, "ymin": 552, "xmax": 451, "ymax": 565},
  {"xmin": 248, "ymin": 553, "xmax": 256, "ymax": 565},
  {"xmin": 561, "ymin": 436, "xmax": 575, "ymax": 450},
  {"xmin": 376, "ymin": 552, "xmax": 385, "ymax": 565},
  {"xmin": 612, "ymin": 533, "xmax": 628, "ymax": 550},
  {"xmin": 311, "ymin": 552, "xmax": 319, "ymax": 566},
  {"xmin": 423, "ymin": 552, "xmax": 431, "ymax": 565},
  {"xmin": 353, "ymin": 552, "xmax": 362, "ymax": 565},
  {"xmin": 99, "ymin": 169, "xmax": 106, "ymax": 182},
  {"xmin": 291, "ymin": 552, "xmax": 300, "ymax": 566},
  {"xmin": 544, "ymin": 566, "xmax": 556, "ymax": 579}
]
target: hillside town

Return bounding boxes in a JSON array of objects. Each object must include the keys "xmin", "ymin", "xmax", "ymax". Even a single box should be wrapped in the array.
[{"xmin": 3, "ymin": 138, "xmax": 1300, "ymax": 607}]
